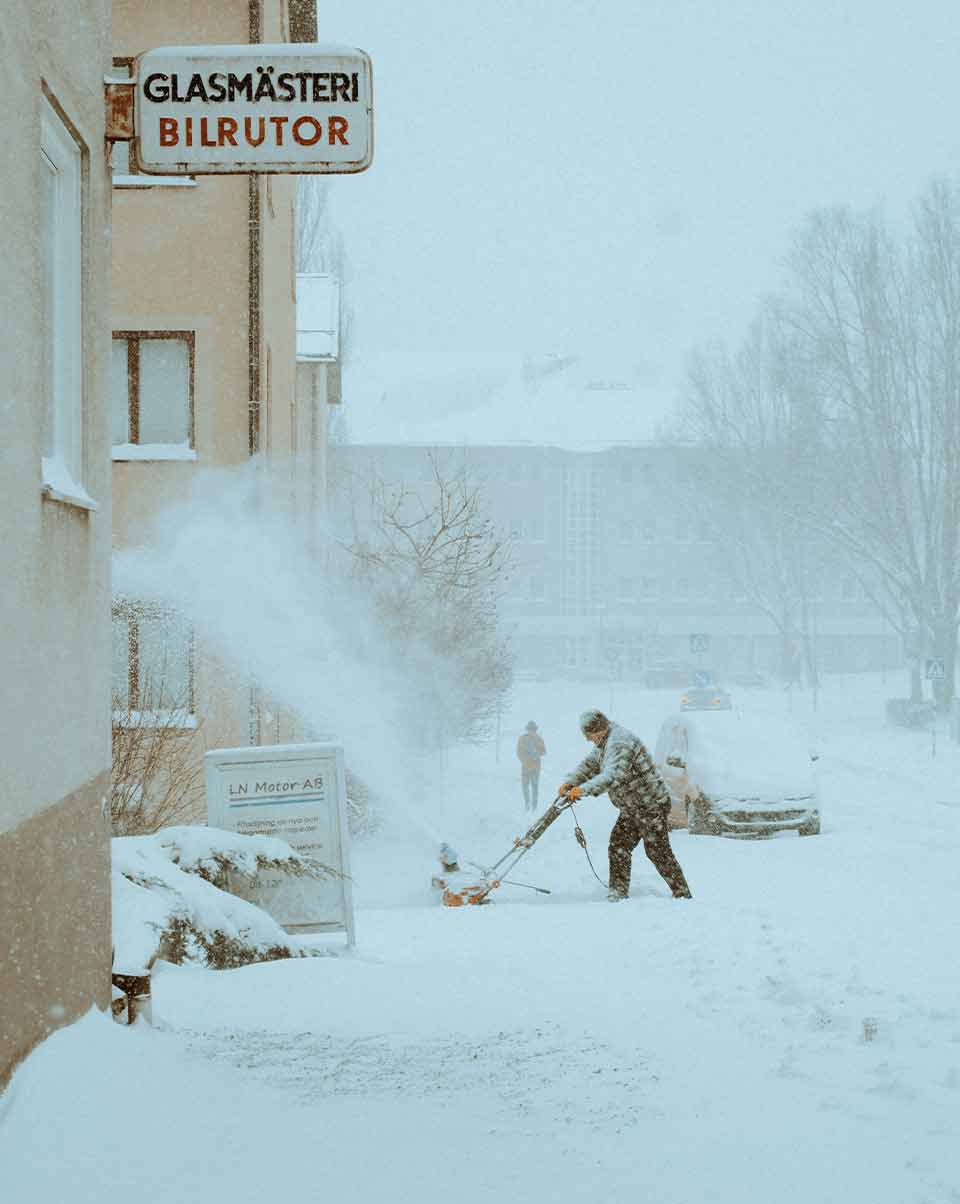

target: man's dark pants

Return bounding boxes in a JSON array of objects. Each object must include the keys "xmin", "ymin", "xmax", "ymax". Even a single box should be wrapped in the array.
[{"xmin": 609, "ymin": 803, "xmax": 692, "ymax": 898}]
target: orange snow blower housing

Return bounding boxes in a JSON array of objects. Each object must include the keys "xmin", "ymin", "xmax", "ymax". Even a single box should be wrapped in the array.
[{"xmin": 433, "ymin": 799, "xmax": 568, "ymax": 907}]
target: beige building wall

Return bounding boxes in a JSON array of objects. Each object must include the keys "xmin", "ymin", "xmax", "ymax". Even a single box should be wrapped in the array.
[
  {"xmin": 111, "ymin": 0, "xmax": 317, "ymax": 761},
  {"xmin": 0, "ymin": 0, "xmax": 113, "ymax": 1082}
]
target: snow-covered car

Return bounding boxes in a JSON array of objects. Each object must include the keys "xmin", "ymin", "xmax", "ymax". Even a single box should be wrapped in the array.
[
  {"xmin": 654, "ymin": 712, "xmax": 821, "ymax": 838},
  {"xmin": 680, "ymin": 685, "xmax": 733, "ymax": 711}
]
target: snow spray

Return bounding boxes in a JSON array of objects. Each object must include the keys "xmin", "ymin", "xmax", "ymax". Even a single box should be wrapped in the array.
[{"xmin": 112, "ymin": 460, "xmax": 464, "ymax": 851}]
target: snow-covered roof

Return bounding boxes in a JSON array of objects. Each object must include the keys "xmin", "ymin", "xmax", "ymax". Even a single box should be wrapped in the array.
[
  {"xmin": 339, "ymin": 353, "xmax": 669, "ymax": 449},
  {"xmin": 296, "ymin": 273, "xmax": 340, "ymax": 362}
]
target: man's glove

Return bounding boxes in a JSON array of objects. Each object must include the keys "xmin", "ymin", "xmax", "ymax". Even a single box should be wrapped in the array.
[{"xmin": 565, "ymin": 786, "xmax": 583, "ymax": 802}]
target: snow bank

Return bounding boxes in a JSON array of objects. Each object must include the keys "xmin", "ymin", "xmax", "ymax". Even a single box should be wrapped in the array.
[{"xmin": 112, "ymin": 827, "xmax": 334, "ymax": 973}]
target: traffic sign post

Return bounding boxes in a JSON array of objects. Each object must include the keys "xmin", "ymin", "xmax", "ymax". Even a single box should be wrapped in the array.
[{"xmin": 926, "ymin": 658, "xmax": 946, "ymax": 681}]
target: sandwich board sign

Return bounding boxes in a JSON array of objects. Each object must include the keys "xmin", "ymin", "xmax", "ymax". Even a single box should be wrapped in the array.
[
  {"xmin": 205, "ymin": 741, "xmax": 355, "ymax": 945},
  {"xmin": 133, "ymin": 43, "xmax": 373, "ymax": 175}
]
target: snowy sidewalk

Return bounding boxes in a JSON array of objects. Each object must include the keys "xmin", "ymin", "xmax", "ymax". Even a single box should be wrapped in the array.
[
  {"xmin": 3, "ymin": 879, "xmax": 958, "ymax": 1204},
  {"xmin": 4, "ymin": 680, "xmax": 960, "ymax": 1203}
]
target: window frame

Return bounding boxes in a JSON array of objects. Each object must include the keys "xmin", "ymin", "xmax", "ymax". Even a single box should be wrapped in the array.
[
  {"xmin": 40, "ymin": 92, "xmax": 93, "ymax": 509},
  {"xmin": 112, "ymin": 330, "xmax": 196, "ymax": 456},
  {"xmin": 112, "ymin": 600, "xmax": 197, "ymax": 727}
]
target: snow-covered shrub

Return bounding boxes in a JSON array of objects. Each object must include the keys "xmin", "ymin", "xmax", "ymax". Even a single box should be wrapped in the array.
[{"xmin": 112, "ymin": 827, "xmax": 339, "ymax": 973}]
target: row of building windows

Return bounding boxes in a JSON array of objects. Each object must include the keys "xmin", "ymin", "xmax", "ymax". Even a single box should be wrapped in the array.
[{"xmin": 508, "ymin": 575, "xmax": 874, "ymax": 605}]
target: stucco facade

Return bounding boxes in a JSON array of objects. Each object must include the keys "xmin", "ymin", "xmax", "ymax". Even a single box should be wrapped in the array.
[
  {"xmin": 0, "ymin": 0, "xmax": 113, "ymax": 1082},
  {"xmin": 110, "ymin": 0, "xmax": 328, "ymax": 767}
]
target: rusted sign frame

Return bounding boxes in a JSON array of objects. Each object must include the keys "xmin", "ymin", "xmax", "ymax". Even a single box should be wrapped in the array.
[
  {"xmin": 104, "ymin": 79, "xmax": 135, "ymax": 142},
  {"xmin": 107, "ymin": 45, "xmax": 373, "ymax": 177}
]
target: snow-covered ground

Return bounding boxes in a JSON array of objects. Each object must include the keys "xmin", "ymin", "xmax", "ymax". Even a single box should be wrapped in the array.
[{"xmin": 3, "ymin": 675, "xmax": 960, "ymax": 1203}]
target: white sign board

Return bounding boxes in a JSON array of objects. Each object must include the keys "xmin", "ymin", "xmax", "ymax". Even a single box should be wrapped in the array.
[
  {"xmin": 135, "ymin": 43, "xmax": 373, "ymax": 175},
  {"xmin": 205, "ymin": 742, "xmax": 354, "ymax": 944}
]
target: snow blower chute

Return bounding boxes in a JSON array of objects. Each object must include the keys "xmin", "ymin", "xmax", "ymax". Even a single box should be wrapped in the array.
[{"xmin": 433, "ymin": 798, "xmax": 572, "ymax": 906}]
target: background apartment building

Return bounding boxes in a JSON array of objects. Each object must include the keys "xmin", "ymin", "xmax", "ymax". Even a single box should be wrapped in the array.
[
  {"xmin": 110, "ymin": 0, "xmax": 338, "ymax": 760},
  {"xmin": 1, "ymin": 0, "xmax": 113, "ymax": 1081},
  {"xmin": 331, "ymin": 441, "xmax": 899, "ymax": 687}
]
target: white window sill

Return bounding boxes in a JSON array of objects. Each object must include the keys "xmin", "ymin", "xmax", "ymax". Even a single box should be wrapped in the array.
[
  {"xmin": 112, "ymin": 443, "xmax": 197, "ymax": 462},
  {"xmin": 112, "ymin": 174, "xmax": 198, "ymax": 189},
  {"xmin": 113, "ymin": 710, "xmax": 198, "ymax": 730},
  {"xmin": 41, "ymin": 457, "xmax": 98, "ymax": 512}
]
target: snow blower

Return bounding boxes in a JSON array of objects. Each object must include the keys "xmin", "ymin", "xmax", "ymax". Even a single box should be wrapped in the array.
[{"xmin": 432, "ymin": 797, "xmax": 580, "ymax": 906}]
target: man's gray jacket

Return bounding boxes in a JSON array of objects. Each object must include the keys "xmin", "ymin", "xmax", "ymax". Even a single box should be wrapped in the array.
[{"xmin": 565, "ymin": 722, "xmax": 671, "ymax": 813}]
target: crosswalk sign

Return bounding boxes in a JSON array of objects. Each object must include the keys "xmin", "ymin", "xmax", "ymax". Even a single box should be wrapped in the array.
[
  {"xmin": 925, "ymin": 658, "xmax": 946, "ymax": 681},
  {"xmin": 690, "ymin": 633, "xmax": 710, "ymax": 655}
]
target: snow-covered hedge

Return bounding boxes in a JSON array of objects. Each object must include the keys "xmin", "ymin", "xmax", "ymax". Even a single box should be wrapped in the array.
[{"xmin": 112, "ymin": 826, "xmax": 338, "ymax": 974}]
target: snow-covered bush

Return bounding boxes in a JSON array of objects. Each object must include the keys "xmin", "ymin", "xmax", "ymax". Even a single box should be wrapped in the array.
[{"xmin": 112, "ymin": 827, "xmax": 339, "ymax": 973}]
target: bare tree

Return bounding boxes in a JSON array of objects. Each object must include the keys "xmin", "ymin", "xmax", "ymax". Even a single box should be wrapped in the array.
[
  {"xmin": 331, "ymin": 454, "xmax": 513, "ymax": 748},
  {"xmin": 111, "ymin": 666, "xmax": 205, "ymax": 835},
  {"xmin": 679, "ymin": 312, "xmax": 825, "ymax": 686},
  {"xmin": 785, "ymin": 183, "xmax": 960, "ymax": 706},
  {"xmin": 682, "ymin": 179, "xmax": 960, "ymax": 709}
]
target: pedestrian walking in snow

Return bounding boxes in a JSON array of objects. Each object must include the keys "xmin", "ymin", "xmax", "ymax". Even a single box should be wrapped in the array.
[
  {"xmin": 559, "ymin": 709, "xmax": 692, "ymax": 902},
  {"xmin": 517, "ymin": 720, "xmax": 547, "ymax": 812}
]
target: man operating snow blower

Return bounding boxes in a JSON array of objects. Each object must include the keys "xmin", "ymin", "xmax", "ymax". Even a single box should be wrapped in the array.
[{"xmin": 559, "ymin": 709, "xmax": 693, "ymax": 902}]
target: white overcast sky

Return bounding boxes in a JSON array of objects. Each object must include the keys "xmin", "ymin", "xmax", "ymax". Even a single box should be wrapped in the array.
[{"xmin": 316, "ymin": 0, "xmax": 960, "ymax": 436}]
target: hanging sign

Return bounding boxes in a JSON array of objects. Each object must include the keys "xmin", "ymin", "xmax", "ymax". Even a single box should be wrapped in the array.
[
  {"xmin": 204, "ymin": 741, "xmax": 355, "ymax": 943},
  {"xmin": 134, "ymin": 43, "xmax": 373, "ymax": 175}
]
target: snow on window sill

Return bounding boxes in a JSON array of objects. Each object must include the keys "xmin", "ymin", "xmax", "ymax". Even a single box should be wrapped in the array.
[
  {"xmin": 113, "ymin": 709, "xmax": 198, "ymax": 730},
  {"xmin": 112, "ymin": 443, "xmax": 197, "ymax": 462},
  {"xmin": 112, "ymin": 174, "xmax": 198, "ymax": 189},
  {"xmin": 41, "ymin": 457, "xmax": 98, "ymax": 512}
]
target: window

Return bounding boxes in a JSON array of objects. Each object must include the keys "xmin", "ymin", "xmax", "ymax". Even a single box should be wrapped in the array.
[
  {"xmin": 112, "ymin": 601, "xmax": 195, "ymax": 724},
  {"xmin": 619, "ymin": 520, "xmax": 634, "ymax": 545},
  {"xmin": 640, "ymin": 577, "xmax": 658, "ymax": 599},
  {"xmin": 619, "ymin": 463, "xmax": 633, "ymax": 484},
  {"xmin": 641, "ymin": 520, "xmax": 656, "ymax": 542},
  {"xmin": 678, "ymin": 577, "xmax": 691, "ymax": 598},
  {"xmin": 527, "ymin": 518, "xmax": 544, "ymax": 542},
  {"xmin": 530, "ymin": 576, "xmax": 545, "ymax": 601},
  {"xmin": 618, "ymin": 577, "xmax": 634, "ymax": 603},
  {"xmin": 841, "ymin": 576, "xmax": 857, "ymax": 600},
  {"xmin": 675, "ymin": 519, "xmax": 691, "ymax": 542},
  {"xmin": 111, "ymin": 332, "xmax": 195, "ymax": 457},
  {"xmin": 40, "ymin": 95, "xmax": 92, "ymax": 508},
  {"xmin": 510, "ymin": 518, "xmax": 523, "ymax": 539}
]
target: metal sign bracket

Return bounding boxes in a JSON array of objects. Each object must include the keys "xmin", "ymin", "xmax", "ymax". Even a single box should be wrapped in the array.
[{"xmin": 104, "ymin": 77, "xmax": 136, "ymax": 142}]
